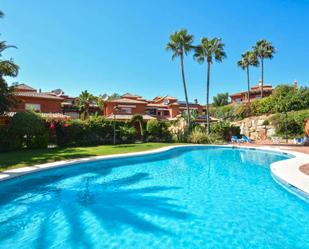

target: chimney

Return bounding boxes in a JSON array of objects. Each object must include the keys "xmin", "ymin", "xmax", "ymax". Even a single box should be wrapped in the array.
[
  {"xmin": 294, "ymin": 80, "xmax": 298, "ymax": 90},
  {"xmin": 194, "ymin": 99, "xmax": 198, "ymax": 104}
]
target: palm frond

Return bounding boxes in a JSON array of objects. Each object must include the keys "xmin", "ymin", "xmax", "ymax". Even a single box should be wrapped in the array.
[
  {"xmin": 0, "ymin": 60, "xmax": 19, "ymax": 77},
  {"xmin": 165, "ymin": 28, "xmax": 193, "ymax": 59}
]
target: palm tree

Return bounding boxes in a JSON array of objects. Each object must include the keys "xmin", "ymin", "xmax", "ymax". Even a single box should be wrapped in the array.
[
  {"xmin": 194, "ymin": 38, "xmax": 226, "ymax": 133},
  {"xmin": 253, "ymin": 40, "xmax": 276, "ymax": 97},
  {"xmin": 237, "ymin": 51, "xmax": 259, "ymax": 103},
  {"xmin": 76, "ymin": 90, "xmax": 95, "ymax": 120},
  {"xmin": 166, "ymin": 29, "xmax": 193, "ymax": 128},
  {"xmin": 0, "ymin": 11, "xmax": 19, "ymax": 114}
]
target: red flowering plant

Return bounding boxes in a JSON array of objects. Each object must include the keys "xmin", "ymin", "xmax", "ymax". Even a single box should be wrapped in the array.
[{"xmin": 42, "ymin": 114, "xmax": 71, "ymax": 145}]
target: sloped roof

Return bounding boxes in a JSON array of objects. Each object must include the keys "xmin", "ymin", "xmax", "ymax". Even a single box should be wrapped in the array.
[
  {"xmin": 3, "ymin": 112, "xmax": 70, "ymax": 119},
  {"xmin": 121, "ymin": 93, "xmax": 142, "ymax": 98},
  {"xmin": 146, "ymin": 103, "xmax": 169, "ymax": 108},
  {"xmin": 108, "ymin": 98, "xmax": 147, "ymax": 104},
  {"xmin": 14, "ymin": 91, "xmax": 63, "ymax": 100},
  {"xmin": 14, "ymin": 83, "xmax": 37, "ymax": 91},
  {"xmin": 106, "ymin": 114, "xmax": 156, "ymax": 120}
]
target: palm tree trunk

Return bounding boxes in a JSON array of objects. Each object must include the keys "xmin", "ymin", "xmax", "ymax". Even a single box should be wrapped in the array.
[
  {"xmin": 206, "ymin": 61, "xmax": 211, "ymax": 134},
  {"xmin": 247, "ymin": 66, "xmax": 250, "ymax": 104},
  {"xmin": 180, "ymin": 53, "xmax": 191, "ymax": 128},
  {"xmin": 261, "ymin": 58, "xmax": 264, "ymax": 98}
]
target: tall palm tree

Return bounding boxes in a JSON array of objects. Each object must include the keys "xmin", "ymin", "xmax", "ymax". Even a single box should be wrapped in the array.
[
  {"xmin": 237, "ymin": 51, "xmax": 259, "ymax": 103},
  {"xmin": 76, "ymin": 90, "xmax": 95, "ymax": 120},
  {"xmin": 253, "ymin": 40, "xmax": 275, "ymax": 97},
  {"xmin": 194, "ymin": 38, "xmax": 226, "ymax": 134},
  {"xmin": 166, "ymin": 29, "xmax": 193, "ymax": 128}
]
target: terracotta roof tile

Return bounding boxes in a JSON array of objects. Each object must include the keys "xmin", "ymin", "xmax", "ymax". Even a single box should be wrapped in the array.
[
  {"xmin": 14, "ymin": 84, "xmax": 37, "ymax": 91},
  {"xmin": 14, "ymin": 91, "xmax": 63, "ymax": 100},
  {"xmin": 108, "ymin": 98, "xmax": 147, "ymax": 104}
]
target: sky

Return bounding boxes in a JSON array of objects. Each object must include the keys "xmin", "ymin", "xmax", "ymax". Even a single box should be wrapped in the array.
[{"xmin": 1, "ymin": 0, "xmax": 309, "ymax": 103}]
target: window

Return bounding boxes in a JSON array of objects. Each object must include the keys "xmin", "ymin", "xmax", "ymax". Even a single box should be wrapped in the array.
[
  {"xmin": 120, "ymin": 107, "xmax": 132, "ymax": 114},
  {"xmin": 163, "ymin": 110, "xmax": 169, "ymax": 116},
  {"xmin": 25, "ymin": 103, "xmax": 41, "ymax": 112},
  {"xmin": 163, "ymin": 99, "xmax": 170, "ymax": 105},
  {"xmin": 255, "ymin": 96, "xmax": 261, "ymax": 99},
  {"xmin": 236, "ymin": 98, "xmax": 242, "ymax": 104}
]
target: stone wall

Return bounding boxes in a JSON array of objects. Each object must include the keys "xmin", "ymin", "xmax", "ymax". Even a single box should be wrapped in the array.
[{"xmin": 232, "ymin": 115, "xmax": 276, "ymax": 140}]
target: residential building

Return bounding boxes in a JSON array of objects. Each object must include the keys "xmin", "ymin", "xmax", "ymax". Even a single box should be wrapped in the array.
[
  {"xmin": 7, "ymin": 84, "xmax": 216, "ymax": 123},
  {"xmin": 11, "ymin": 84, "xmax": 63, "ymax": 113},
  {"xmin": 230, "ymin": 82, "xmax": 273, "ymax": 104},
  {"xmin": 104, "ymin": 93, "xmax": 205, "ymax": 121}
]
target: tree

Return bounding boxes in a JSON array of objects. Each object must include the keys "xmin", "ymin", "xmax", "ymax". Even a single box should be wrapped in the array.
[
  {"xmin": 237, "ymin": 51, "xmax": 259, "ymax": 103},
  {"xmin": 213, "ymin": 92, "xmax": 229, "ymax": 107},
  {"xmin": 76, "ymin": 90, "xmax": 95, "ymax": 120},
  {"xmin": 166, "ymin": 29, "xmax": 194, "ymax": 128},
  {"xmin": 194, "ymin": 37, "xmax": 226, "ymax": 133},
  {"xmin": 0, "ymin": 11, "xmax": 19, "ymax": 115},
  {"xmin": 108, "ymin": 93, "xmax": 120, "ymax": 100},
  {"xmin": 131, "ymin": 114, "xmax": 145, "ymax": 140},
  {"xmin": 253, "ymin": 40, "xmax": 275, "ymax": 97}
]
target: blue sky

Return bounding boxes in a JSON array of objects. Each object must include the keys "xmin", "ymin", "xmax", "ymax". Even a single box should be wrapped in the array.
[{"xmin": 1, "ymin": 0, "xmax": 309, "ymax": 103}]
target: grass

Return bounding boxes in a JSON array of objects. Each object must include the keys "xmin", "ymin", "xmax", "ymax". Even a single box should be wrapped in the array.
[{"xmin": 0, "ymin": 143, "xmax": 180, "ymax": 172}]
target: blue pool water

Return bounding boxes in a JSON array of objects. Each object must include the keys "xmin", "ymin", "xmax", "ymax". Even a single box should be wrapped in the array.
[{"xmin": 0, "ymin": 146, "xmax": 308, "ymax": 249}]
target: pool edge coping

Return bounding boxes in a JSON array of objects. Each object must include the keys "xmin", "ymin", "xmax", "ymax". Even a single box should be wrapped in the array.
[{"xmin": 0, "ymin": 144, "xmax": 308, "ymax": 197}]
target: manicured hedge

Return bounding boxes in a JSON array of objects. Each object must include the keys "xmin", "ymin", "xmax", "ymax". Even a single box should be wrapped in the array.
[{"xmin": 0, "ymin": 112, "xmax": 48, "ymax": 151}]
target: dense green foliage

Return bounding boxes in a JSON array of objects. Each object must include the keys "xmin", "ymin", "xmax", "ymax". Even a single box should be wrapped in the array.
[
  {"xmin": 269, "ymin": 109, "xmax": 309, "ymax": 137},
  {"xmin": 210, "ymin": 121, "xmax": 241, "ymax": 141},
  {"xmin": 146, "ymin": 119, "xmax": 171, "ymax": 142},
  {"xmin": 187, "ymin": 121, "xmax": 240, "ymax": 144},
  {"xmin": 213, "ymin": 92, "xmax": 229, "ymax": 107},
  {"xmin": 0, "ymin": 11, "xmax": 19, "ymax": 114},
  {"xmin": 55, "ymin": 116, "xmax": 134, "ymax": 146},
  {"xmin": 0, "ymin": 112, "xmax": 48, "ymax": 151},
  {"xmin": 210, "ymin": 84, "xmax": 309, "ymax": 121}
]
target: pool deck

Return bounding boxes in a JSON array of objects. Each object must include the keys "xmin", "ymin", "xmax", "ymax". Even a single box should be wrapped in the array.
[{"xmin": 0, "ymin": 144, "xmax": 308, "ymax": 198}]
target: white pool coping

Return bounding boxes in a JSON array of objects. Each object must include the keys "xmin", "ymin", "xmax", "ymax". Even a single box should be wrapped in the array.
[{"xmin": 0, "ymin": 144, "xmax": 308, "ymax": 198}]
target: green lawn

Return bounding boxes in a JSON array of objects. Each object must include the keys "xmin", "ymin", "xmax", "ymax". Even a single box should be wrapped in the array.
[{"xmin": 0, "ymin": 143, "xmax": 180, "ymax": 172}]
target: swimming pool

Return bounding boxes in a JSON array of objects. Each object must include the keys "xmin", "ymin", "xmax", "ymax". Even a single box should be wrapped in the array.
[{"xmin": 0, "ymin": 146, "xmax": 308, "ymax": 248}]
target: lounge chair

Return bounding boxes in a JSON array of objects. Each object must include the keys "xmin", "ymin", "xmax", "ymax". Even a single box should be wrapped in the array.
[
  {"xmin": 240, "ymin": 135, "xmax": 253, "ymax": 143},
  {"xmin": 231, "ymin": 135, "xmax": 241, "ymax": 143},
  {"xmin": 293, "ymin": 137, "xmax": 305, "ymax": 145}
]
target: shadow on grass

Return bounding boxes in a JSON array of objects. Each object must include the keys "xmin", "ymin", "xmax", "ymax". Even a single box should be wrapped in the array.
[{"xmin": 0, "ymin": 144, "xmax": 173, "ymax": 171}]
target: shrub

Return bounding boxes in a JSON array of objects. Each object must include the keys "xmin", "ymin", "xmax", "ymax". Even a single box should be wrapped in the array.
[
  {"xmin": 146, "ymin": 120, "xmax": 172, "ymax": 142},
  {"xmin": 210, "ymin": 84, "xmax": 309, "ymax": 121},
  {"xmin": 0, "ymin": 126, "xmax": 22, "ymax": 152},
  {"xmin": 213, "ymin": 92, "xmax": 229, "ymax": 107},
  {"xmin": 168, "ymin": 118, "xmax": 188, "ymax": 142},
  {"xmin": 8, "ymin": 112, "xmax": 48, "ymax": 149},
  {"xmin": 119, "ymin": 124, "xmax": 136, "ymax": 143},
  {"xmin": 54, "ymin": 117, "xmax": 139, "ymax": 146},
  {"xmin": 269, "ymin": 109, "xmax": 309, "ymax": 137},
  {"xmin": 210, "ymin": 121, "xmax": 240, "ymax": 141},
  {"xmin": 188, "ymin": 127, "xmax": 212, "ymax": 144},
  {"xmin": 55, "ymin": 119, "xmax": 86, "ymax": 146}
]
